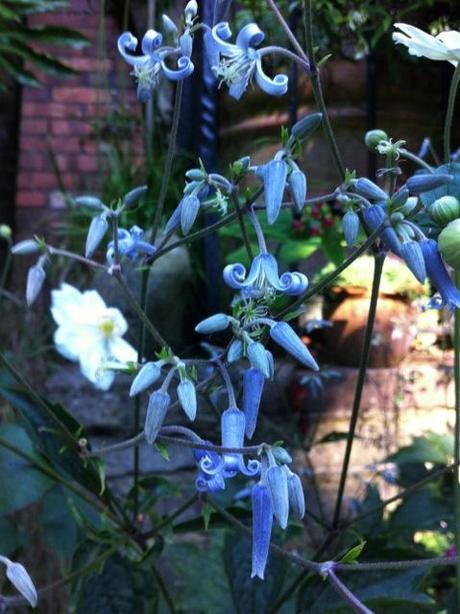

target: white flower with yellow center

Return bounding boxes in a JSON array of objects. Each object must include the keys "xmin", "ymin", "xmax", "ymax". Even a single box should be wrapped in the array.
[
  {"xmin": 51, "ymin": 283, "xmax": 137, "ymax": 390},
  {"xmin": 393, "ymin": 23, "xmax": 460, "ymax": 66}
]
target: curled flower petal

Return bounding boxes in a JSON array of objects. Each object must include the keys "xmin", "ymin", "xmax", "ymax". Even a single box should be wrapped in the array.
[
  {"xmin": 236, "ymin": 23, "xmax": 264, "ymax": 49},
  {"xmin": 142, "ymin": 29, "xmax": 163, "ymax": 55},
  {"xmin": 161, "ymin": 54, "xmax": 195, "ymax": 81},
  {"xmin": 255, "ymin": 57, "xmax": 288, "ymax": 97}
]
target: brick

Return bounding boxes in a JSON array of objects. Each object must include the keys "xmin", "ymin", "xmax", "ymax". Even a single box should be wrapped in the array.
[
  {"xmin": 51, "ymin": 119, "xmax": 92, "ymax": 136},
  {"xmin": 75, "ymin": 154, "xmax": 99, "ymax": 172},
  {"xmin": 19, "ymin": 152, "xmax": 47, "ymax": 171},
  {"xmin": 22, "ymin": 102, "xmax": 84, "ymax": 119},
  {"xmin": 17, "ymin": 172, "xmax": 58, "ymax": 190},
  {"xmin": 16, "ymin": 190, "xmax": 47, "ymax": 208},
  {"xmin": 49, "ymin": 136, "xmax": 81, "ymax": 152},
  {"xmin": 53, "ymin": 87, "xmax": 111, "ymax": 104},
  {"xmin": 19, "ymin": 136, "xmax": 47, "ymax": 152},
  {"xmin": 23, "ymin": 87, "xmax": 51, "ymax": 102},
  {"xmin": 65, "ymin": 57, "xmax": 112, "ymax": 72},
  {"xmin": 20, "ymin": 119, "xmax": 48, "ymax": 134}
]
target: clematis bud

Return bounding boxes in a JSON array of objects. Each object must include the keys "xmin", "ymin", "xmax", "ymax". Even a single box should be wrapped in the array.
[
  {"xmin": 399, "ymin": 241, "xmax": 426, "ymax": 283},
  {"xmin": 355, "ymin": 178, "xmax": 387, "ymax": 202},
  {"xmin": 251, "ymin": 483, "xmax": 273, "ymax": 579},
  {"xmin": 162, "ymin": 14, "xmax": 178, "ymax": 34},
  {"xmin": 287, "ymin": 471, "xmax": 305, "ymax": 519},
  {"xmin": 243, "ymin": 368, "xmax": 265, "ymax": 438},
  {"xmin": 271, "ymin": 447, "xmax": 292, "ymax": 465},
  {"xmin": 266, "ymin": 465, "xmax": 289, "ymax": 529},
  {"xmin": 429, "ymin": 196, "xmax": 460, "ymax": 227},
  {"xmin": 26, "ymin": 262, "xmax": 46, "ymax": 306},
  {"xmin": 11, "ymin": 239, "xmax": 40, "ymax": 255},
  {"xmin": 184, "ymin": 0, "xmax": 198, "ymax": 21},
  {"xmin": 195, "ymin": 313, "xmax": 231, "ymax": 334},
  {"xmin": 364, "ymin": 129, "xmax": 388, "ymax": 152},
  {"xmin": 247, "ymin": 342, "xmax": 271, "ymax": 378},
  {"xmin": 0, "ymin": 556, "xmax": 38, "ymax": 608},
  {"xmin": 391, "ymin": 187, "xmax": 409, "ymax": 209},
  {"xmin": 228, "ymin": 339, "xmax": 243, "ymax": 362},
  {"xmin": 269, "ymin": 322, "xmax": 319, "ymax": 371},
  {"xmin": 341, "ymin": 210, "xmax": 360, "ymax": 246},
  {"xmin": 144, "ymin": 390, "xmax": 170, "ymax": 444},
  {"xmin": 0, "ymin": 224, "xmax": 12, "ymax": 239},
  {"xmin": 185, "ymin": 168, "xmax": 206, "ymax": 181},
  {"xmin": 288, "ymin": 169, "xmax": 307, "ymax": 212},
  {"xmin": 263, "ymin": 160, "xmax": 288, "ymax": 224},
  {"xmin": 130, "ymin": 362, "xmax": 161, "ymax": 396},
  {"xmin": 289, "ymin": 112, "xmax": 322, "ymax": 143},
  {"xmin": 406, "ymin": 173, "xmax": 452, "ymax": 194},
  {"xmin": 177, "ymin": 379, "xmax": 197, "ymax": 420},
  {"xmin": 123, "ymin": 185, "xmax": 148, "ymax": 209},
  {"xmin": 221, "ymin": 406, "xmax": 246, "ymax": 472},
  {"xmin": 180, "ymin": 195, "xmax": 201, "ymax": 234},
  {"xmin": 85, "ymin": 213, "xmax": 109, "ymax": 257},
  {"xmin": 164, "ymin": 203, "xmax": 182, "ymax": 235},
  {"xmin": 75, "ymin": 195, "xmax": 105, "ymax": 211},
  {"xmin": 439, "ymin": 219, "xmax": 460, "ymax": 270}
]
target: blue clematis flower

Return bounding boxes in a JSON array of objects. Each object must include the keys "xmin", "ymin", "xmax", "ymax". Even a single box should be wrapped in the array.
[
  {"xmin": 118, "ymin": 24, "xmax": 194, "ymax": 102},
  {"xmin": 251, "ymin": 482, "xmax": 273, "ymax": 579},
  {"xmin": 362, "ymin": 205, "xmax": 402, "ymax": 255},
  {"xmin": 420, "ymin": 239, "xmax": 460, "ymax": 310},
  {"xmin": 223, "ymin": 252, "xmax": 308, "ymax": 298},
  {"xmin": 206, "ymin": 22, "xmax": 288, "ymax": 100},
  {"xmin": 106, "ymin": 226, "xmax": 156, "ymax": 264},
  {"xmin": 243, "ymin": 368, "xmax": 265, "ymax": 439}
]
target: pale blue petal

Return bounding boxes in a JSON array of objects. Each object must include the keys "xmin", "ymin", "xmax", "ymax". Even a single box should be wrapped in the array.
[
  {"xmin": 161, "ymin": 55, "xmax": 194, "ymax": 81},
  {"xmin": 255, "ymin": 58, "xmax": 288, "ymax": 97},
  {"xmin": 236, "ymin": 23, "xmax": 264, "ymax": 50}
]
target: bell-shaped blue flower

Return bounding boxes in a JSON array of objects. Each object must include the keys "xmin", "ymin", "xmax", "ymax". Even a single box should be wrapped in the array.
[
  {"xmin": 399, "ymin": 241, "xmax": 426, "ymax": 283},
  {"xmin": 265, "ymin": 465, "xmax": 289, "ymax": 529},
  {"xmin": 405, "ymin": 173, "xmax": 452, "ymax": 194},
  {"xmin": 130, "ymin": 361, "xmax": 162, "ymax": 396},
  {"xmin": 223, "ymin": 252, "xmax": 308, "ymax": 298},
  {"xmin": 228, "ymin": 339, "xmax": 243, "ymax": 362},
  {"xmin": 107, "ymin": 226, "xmax": 156, "ymax": 263},
  {"xmin": 420, "ymin": 238, "xmax": 460, "ymax": 310},
  {"xmin": 221, "ymin": 407, "xmax": 260, "ymax": 477},
  {"xmin": 342, "ymin": 210, "xmax": 360, "ymax": 247},
  {"xmin": 287, "ymin": 471, "xmax": 305, "ymax": 520},
  {"xmin": 144, "ymin": 390, "xmax": 170, "ymax": 444},
  {"xmin": 243, "ymin": 368, "xmax": 265, "ymax": 438},
  {"xmin": 85, "ymin": 213, "xmax": 108, "ymax": 258},
  {"xmin": 206, "ymin": 22, "xmax": 288, "ymax": 100},
  {"xmin": 261, "ymin": 159, "xmax": 289, "ymax": 224},
  {"xmin": 269, "ymin": 321, "xmax": 319, "ymax": 371},
  {"xmin": 354, "ymin": 178, "xmax": 387, "ymax": 202},
  {"xmin": 177, "ymin": 379, "xmax": 197, "ymax": 420},
  {"xmin": 251, "ymin": 482, "xmax": 273, "ymax": 580},
  {"xmin": 195, "ymin": 313, "xmax": 232, "ymax": 334},
  {"xmin": 247, "ymin": 342, "xmax": 272, "ymax": 379},
  {"xmin": 362, "ymin": 205, "xmax": 401, "ymax": 255},
  {"xmin": 118, "ymin": 24, "xmax": 194, "ymax": 102}
]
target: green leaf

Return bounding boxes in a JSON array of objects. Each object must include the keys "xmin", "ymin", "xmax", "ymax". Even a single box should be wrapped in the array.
[
  {"xmin": 339, "ymin": 540, "xmax": 366, "ymax": 564},
  {"xmin": 75, "ymin": 554, "xmax": 158, "ymax": 613},
  {"xmin": 223, "ymin": 532, "xmax": 287, "ymax": 614},
  {"xmin": 39, "ymin": 486, "xmax": 78, "ymax": 561},
  {"xmin": 388, "ymin": 433, "xmax": 453, "ymax": 466},
  {"xmin": 0, "ymin": 424, "xmax": 53, "ymax": 514},
  {"xmin": 279, "ymin": 237, "xmax": 321, "ymax": 262},
  {"xmin": 321, "ymin": 226, "xmax": 345, "ymax": 266},
  {"xmin": 419, "ymin": 163, "xmax": 460, "ymax": 208},
  {"xmin": 389, "ymin": 487, "xmax": 452, "ymax": 537},
  {"xmin": 154, "ymin": 441, "xmax": 170, "ymax": 462},
  {"xmin": 316, "ymin": 431, "xmax": 362, "ymax": 444},
  {"xmin": 0, "ymin": 517, "xmax": 29, "ymax": 556}
]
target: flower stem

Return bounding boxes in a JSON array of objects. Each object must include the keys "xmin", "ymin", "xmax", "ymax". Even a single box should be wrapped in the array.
[
  {"xmin": 327, "ymin": 570, "xmax": 373, "ymax": 614},
  {"xmin": 302, "ymin": 0, "xmax": 345, "ymax": 180},
  {"xmin": 454, "ymin": 269, "xmax": 460, "ymax": 611},
  {"xmin": 444, "ymin": 63, "xmax": 460, "ymax": 164},
  {"xmin": 231, "ymin": 192, "xmax": 254, "ymax": 261},
  {"xmin": 332, "ymin": 253, "xmax": 385, "ymax": 528},
  {"xmin": 399, "ymin": 148, "xmax": 433, "ymax": 172}
]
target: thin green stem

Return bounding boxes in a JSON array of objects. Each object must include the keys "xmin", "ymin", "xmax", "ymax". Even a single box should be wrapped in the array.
[
  {"xmin": 113, "ymin": 271, "xmax": 169, "ymax": 350},
  {"xmin": 399, "ymin": 148, "xmax": 433, "ymax": 172},
  {"xmin": 276, "ymin": 223, "xmax": 383, "ymax": 319},
  {"xmin": 151, "ymin": 81, "xmax": 184, "ymax": 244},
  {"xmin": 231, "ymin": 192, "xmax": 254, "ymax": 260},
  {"xmin": 444, "ymin": 63, "xmax": 460, "ymax": 163},
  {"xmin": 152, "ymin": 564, "xmax": 178, "ymax": 614},
  {"xmin": 0, "ymin": 238, "xmax": 12, "ymax": 290},
  {"xmin": 302, "ymin": 0, "xmax": 345, "ymax": 180},
  {"xmin": 454, "ymin": 270, "xmax": 460, "ymax": 611},
  {"xmin": 332, "ymin": 254, "xmax": 385, "ymax": 528}
]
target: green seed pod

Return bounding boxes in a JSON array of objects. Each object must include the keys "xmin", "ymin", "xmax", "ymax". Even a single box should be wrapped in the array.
[
  {"xmin": 288, "ymin": 113, "xmax": 323, "ymax": 144},
  {"xmin": 439, "ymin": 219, "xmax": 460, "ymax": 269},
  {"xmin": 429, "ymin": 195, "xmax": 460, "ymax": 227},
  {"xmin": 364, "ymin": 129, "xmax": 388, "ymax": 152}
]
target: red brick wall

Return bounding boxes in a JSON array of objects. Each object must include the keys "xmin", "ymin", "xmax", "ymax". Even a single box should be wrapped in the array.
[{"xmin": 16, "ymin": 0, "xmax": 142, "ymax": 222}]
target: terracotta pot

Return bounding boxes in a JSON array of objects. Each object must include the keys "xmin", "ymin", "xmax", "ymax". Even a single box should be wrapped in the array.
[{"xmin": 323, "ymin": 288, "xmax": 417, "ymax": 368}]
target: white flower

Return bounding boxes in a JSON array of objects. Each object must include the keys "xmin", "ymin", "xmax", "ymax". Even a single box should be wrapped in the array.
[
  {"xmin": 393, "ymin": 23, "xmax": 460, "ymax": 66},
  {"xmin": 0, "ymin": 555, "xmax": 37, "ymax": 608},
  {"xmin": 51, "ymin": 283, "xmax": 137, "ymax": 390}
]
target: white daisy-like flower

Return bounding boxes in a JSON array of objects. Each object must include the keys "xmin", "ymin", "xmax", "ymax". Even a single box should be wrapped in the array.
[
  {"xmin": 51, "ymin": 283, "xmax": 137, "ymax": 390},
  {"xmin": 393, "ymin": 23, "xmax": 460, "ymax": 66}
]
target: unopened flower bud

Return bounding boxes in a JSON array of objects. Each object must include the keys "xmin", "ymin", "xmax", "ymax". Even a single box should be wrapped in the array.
[
  {"xmin": 342, "ymin": 210, "xmax": 360, "ymax": 246},
  {"xmin": 364, "ymin": 129, "xmax": 388, "ymax": 152},
  {"xmin": 429, "ymin": 195, "xmax": 460, "ymax": 227},
  {"xmin": 11, "ymin": 239, "xmax": 40, "ymax": 255},
  {"xmin": 0, "ymin": 556, "xmax": 37, "ymax": 608},
  {"xmin": 177, "ymin": 379, "xmax": 197, "ymax": 420},
  {"xmin": 289, "ymin": 112, "xmax": 322, "ymax": 143},
  {"xmin": 26, "ymin": 262, "xmax": 46, "ymax": 306},
  {"xmin": 195, "ymin": 313, "xmax": 231, "ymax": 334},
  {"xmin": 439, "ymin": 219, "xmax": 460, "ymax": 270},
  {"xmin": 0, "ymin": 224, "xmax": 12, "ymax": 239},
  {"xmin": 85, "ymin": 214, "xmax": 109, "ymax": 257},
  {"xmin": 144, "ymin": 390, "xmax": 170, "ymax": 444},
  {"xmin": 406, "ymin": 173, "xmax": 452, "ymax": 194},
  {"xmin": 130, "ymin": 362, "xmax": 162, "ymax": 396},
  {"xmin": 75, "ymin": 195, "xmax": 105, "ymax": 211},
  {"xmin": 123, "ymin": 185, "xmax": 148, "ymax": 209}
]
